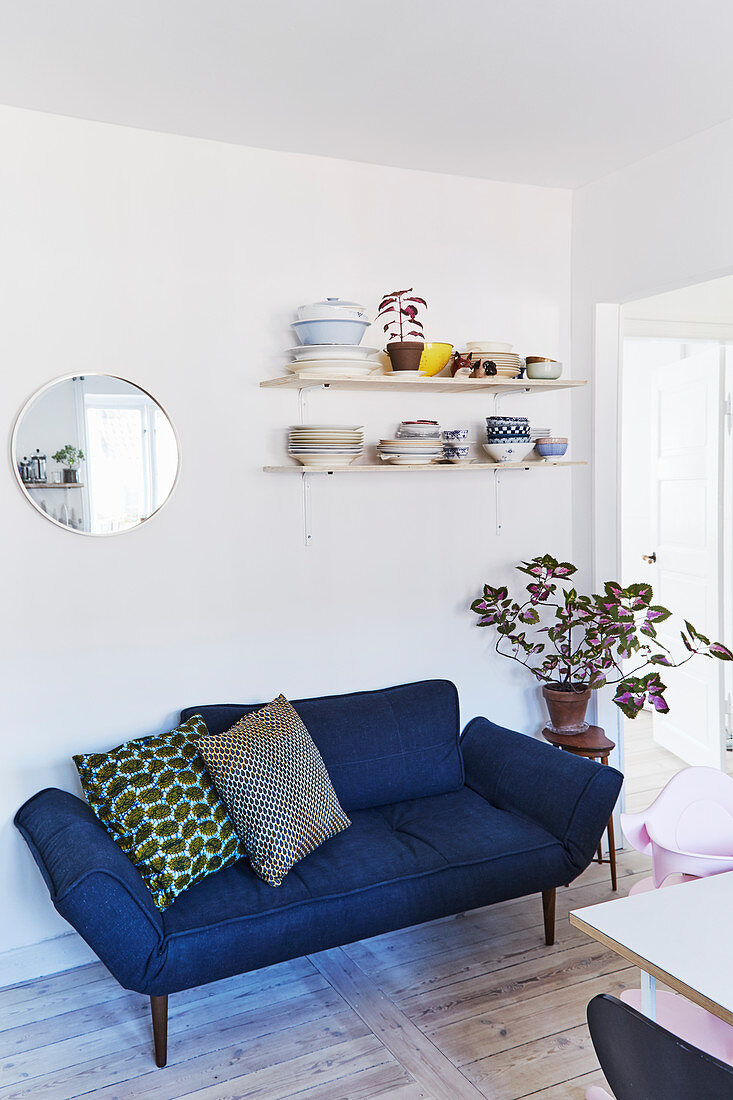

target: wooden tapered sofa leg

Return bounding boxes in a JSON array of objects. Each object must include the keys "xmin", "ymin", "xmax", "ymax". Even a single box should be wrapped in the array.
[
  {"xmin": 542, "ymin": 887, "xmax": 556, "ymax": 946},
  {"xmin": 150, "ymin": 994, "xmax": 168, "ymax": 1067}
]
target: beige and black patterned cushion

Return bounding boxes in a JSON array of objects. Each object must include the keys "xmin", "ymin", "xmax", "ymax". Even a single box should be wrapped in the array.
[
  {"xmin": 74, "ymin": 715, "xmax": 247, "ymax": 910},
  {"xmin": 196, "ymin": 695, "xmax": 351, "ymax": 887}
]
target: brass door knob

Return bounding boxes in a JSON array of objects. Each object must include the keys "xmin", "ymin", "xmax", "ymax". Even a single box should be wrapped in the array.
[{"xmin": 642, "ymin": 552, "xmax": 657, "ymax": 564}]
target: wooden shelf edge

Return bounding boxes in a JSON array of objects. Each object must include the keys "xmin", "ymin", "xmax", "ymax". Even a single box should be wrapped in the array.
[
  {"xmin": 263, "ymin": 460, "xmax": 586, "ymax": 474},
  {"xmin": 260, "ymin": 376, "xmax": 586, "ymax": 394}
]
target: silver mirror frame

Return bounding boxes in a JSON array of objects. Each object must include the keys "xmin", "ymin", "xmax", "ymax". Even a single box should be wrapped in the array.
[{"xmin": 10, "ymin": 372, "xmax": 181, "ymax": 537}]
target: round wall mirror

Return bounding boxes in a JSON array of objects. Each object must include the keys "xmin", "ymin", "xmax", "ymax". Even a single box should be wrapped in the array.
[{"xmin": 12, "ymin": 374, "xmax": 180, "ymax": 535}]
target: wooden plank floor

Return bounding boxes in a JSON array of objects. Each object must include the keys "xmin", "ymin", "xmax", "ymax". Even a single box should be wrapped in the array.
[{"xmin": 0, "ymin": 851, "xmax": 652, "ymax": 1100}]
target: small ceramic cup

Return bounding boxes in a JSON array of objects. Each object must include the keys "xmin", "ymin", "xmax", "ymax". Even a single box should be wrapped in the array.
[{"xmin": 441, "ymin": 428, "xmax": 469, "ymax": 445}]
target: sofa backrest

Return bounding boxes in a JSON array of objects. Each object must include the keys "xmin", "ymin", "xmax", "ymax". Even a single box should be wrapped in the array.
[{"xmin": 180, "ymin": 679, "xmax": 464, "ymax": 812}]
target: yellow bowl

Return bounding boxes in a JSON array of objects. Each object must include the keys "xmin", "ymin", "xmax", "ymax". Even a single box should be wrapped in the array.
[{"xmin": 419, "ymin": 342, "xmax": 454, "ymax": 377}]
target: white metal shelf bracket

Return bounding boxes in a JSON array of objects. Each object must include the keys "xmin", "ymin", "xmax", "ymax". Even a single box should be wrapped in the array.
[
  {"xmin": 302, "ymin": 473, "xmax": 312, "ymax": 546},
  {"xmin": 297, "ymin": 385, "xmax": 326, "ymax": 546},
  {"xmin": 493, "ymin": 386, "xmax": 530, "ymax": 534}
]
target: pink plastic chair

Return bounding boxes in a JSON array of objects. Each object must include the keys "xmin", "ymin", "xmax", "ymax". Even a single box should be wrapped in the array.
[
  {"xmin": 621, "ymin": 766, "xmax": 733, "ymax": 888},
  {"xmin": 585, "ymin": 767, "xmax": 733, "ymax": 1095}
]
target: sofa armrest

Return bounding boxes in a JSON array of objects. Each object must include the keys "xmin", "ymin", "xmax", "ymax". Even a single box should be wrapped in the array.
[
  {"xmin": 461, "ymin": 717, "xmax": 623, "ymax": 873},
  {"xmin": 15, "ymin": 788, "xmax": 164, "ymax": 992}
]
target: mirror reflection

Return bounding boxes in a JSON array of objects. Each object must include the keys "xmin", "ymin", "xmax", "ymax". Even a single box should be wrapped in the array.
[{"xmin": 13, "ymin": 375, "xmax": 179, "ymax": 535}]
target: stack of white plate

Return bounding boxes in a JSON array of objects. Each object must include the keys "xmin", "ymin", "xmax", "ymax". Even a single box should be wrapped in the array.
[
  {"xmin": 376, "ymin": 438, "xmax": 443, "ymax": 466},
  {"xmin": 288, "ymin": 425, "xmax": 364, "ymax": 467},
  {"xmin": 467, "ymin": 353, "xmax": 524, "ymax": 378},
  {"xmin": 286, "ymin": 344, "xmax": 383, "ymax": 381}
]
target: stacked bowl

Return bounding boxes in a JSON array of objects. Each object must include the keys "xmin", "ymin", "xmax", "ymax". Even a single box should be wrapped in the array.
[
  {"xmin": 483, "ymin": 416, "xmax": 534, "ymax": 464},
  {"xmin": 395, "ymin": 420, "xmax": 441, "ymax": 440},
  {"xmin": 288, "ymin": 298, "xmax": 383, "ymax": 381},
  {"xmin": 441, "ymin": 428, "xmax": 471, "ymax": 463},
  {"xmin": 466, "ymin": 341, "xmax": 524, "ymax": 378},
  {"xmin": 288, "ymin": 425, "xmax": 364, "ymax": 467}
]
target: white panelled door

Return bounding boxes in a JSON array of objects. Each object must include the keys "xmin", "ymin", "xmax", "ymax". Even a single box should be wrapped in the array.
[{"xmin": 649, "ymin": 347, "xmax": 724, "ymax": 767}]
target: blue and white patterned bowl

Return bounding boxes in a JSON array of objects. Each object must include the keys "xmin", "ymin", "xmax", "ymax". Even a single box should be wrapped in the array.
[
  {"xmin": 442, "ymin": 445, "xmax": 470, "ymax": 460},
  {"xmin": 483, "ymin": 442, "xmax": 535, "ymax": 463},
  {"xmin": 441, "ymin": 428, "xmax": 469, "ymax": 445}
]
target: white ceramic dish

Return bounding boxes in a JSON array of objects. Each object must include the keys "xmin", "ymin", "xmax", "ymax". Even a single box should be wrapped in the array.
[
  {"xmin": 378, "ymin": 440, "xmax": 442, "ymax": 449},
  {"xmin": 296, "ymin": 298, "xmax": 370, "ymax": 323},
  {"xmin": 526, "ymin": 360, "xmax": 563, "ymax": 380},
  {"xmin": 379, "ymin": 455, "xmax": 436, "ymax": 465},
  {"xmin": 290, "ymin": 424, "xmax": 363, "ymax": 432},
  {"xmin": 288, "ymin": 345, "xmax": 381, "ymax": 362},
  {"xmin": 483, "ymin": 442, "xmax": 535, "ymax": 464}
]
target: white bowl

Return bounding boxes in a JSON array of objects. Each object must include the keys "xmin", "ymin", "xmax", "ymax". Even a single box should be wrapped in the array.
[
  {"xmin": 525, "ymin": 360, "xmax": 562, "ymax": 380},
  {"xmin": 291, "ymin": 319, "xmax": 370, "ymax": 346},
  {"xmin": 483, "ymin": 442, "xmax": 535, "ymax": 464}
]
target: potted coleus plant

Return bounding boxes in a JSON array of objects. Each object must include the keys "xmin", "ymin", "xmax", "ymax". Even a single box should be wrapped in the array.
[
  {"xmin": 377, "ymin": 288, "xmax": 427, "ymax": 373},
  {"xmin": 471, "ymin": 554, "xmax": 733, "ymax": 733},
  {"xmin": 52, "ymin": 444, "xmax": 85, "ymax": 484}
]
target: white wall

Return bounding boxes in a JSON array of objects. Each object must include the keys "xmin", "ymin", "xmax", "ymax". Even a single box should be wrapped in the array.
[
  {"xmin": 0, "ymin": 106, "xmax": 573, "ymax": 974},
  {"xmin": 572, "ymin": 116, "xmax": 733, "ymax": 740}
]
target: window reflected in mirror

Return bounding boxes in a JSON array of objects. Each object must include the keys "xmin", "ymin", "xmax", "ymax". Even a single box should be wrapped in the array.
[{"xmin": 13, "ymin": 375, "xmax": 179, "ymax": 535}]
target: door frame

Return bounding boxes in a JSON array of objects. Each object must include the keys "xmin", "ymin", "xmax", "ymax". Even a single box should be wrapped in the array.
[{"xmin": 593, "ymin": 301, "xmax": 733, "ymax": 815}]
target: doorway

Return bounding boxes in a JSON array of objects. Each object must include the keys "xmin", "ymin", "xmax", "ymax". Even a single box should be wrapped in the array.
[{"xmin": 619, "ymin": 277, "xmax": 733, "ymax": 813}]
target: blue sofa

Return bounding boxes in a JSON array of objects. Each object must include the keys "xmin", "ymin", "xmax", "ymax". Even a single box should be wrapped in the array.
[{"xmin": 15, "ymin": 680, "xmax": 622, "ymax": 1067}]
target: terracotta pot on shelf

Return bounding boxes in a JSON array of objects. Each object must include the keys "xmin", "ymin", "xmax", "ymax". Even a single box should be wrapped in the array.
[
  {"xmin": 542, "ymin": 683, "xmax": 591, "ymax": 734},
  {"xmin": 386, "ymin": 340, "xmax": 424, "ymax": 372}
]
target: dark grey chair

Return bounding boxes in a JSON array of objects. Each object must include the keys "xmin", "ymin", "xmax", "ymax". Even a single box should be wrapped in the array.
[{"xmin": 587, "ymin": 994, "xmax": 733, "ymax": 1099}]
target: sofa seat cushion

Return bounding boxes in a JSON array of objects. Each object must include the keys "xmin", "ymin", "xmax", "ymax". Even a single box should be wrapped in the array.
[{"xmin": 149, "ymin": 787, "xmax": 570, "ymax": 993}]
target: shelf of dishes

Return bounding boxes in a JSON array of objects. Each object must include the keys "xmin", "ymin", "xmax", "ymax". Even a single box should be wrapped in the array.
[
  {"xmin": 261, "ymin": 376, "xmax": 586, "ymax": 394},
  {"xmin": 264, "ymin": 460, "xmax": 585, "ymax": 474}
]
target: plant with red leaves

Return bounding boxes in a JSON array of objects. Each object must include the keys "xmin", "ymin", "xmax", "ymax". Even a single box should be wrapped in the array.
[
  {"xmin": 471, "ymin": 553, "xmax": 733, "ymax": 718},
  {"xmin": 377, "ymin": 289, "xmax": 427, "ymax": 343}
]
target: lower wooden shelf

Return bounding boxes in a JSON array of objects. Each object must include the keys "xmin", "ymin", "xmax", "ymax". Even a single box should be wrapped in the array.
[{"xmin": 264, "ymin": 460, "xmax": 585, "ymax": 474}]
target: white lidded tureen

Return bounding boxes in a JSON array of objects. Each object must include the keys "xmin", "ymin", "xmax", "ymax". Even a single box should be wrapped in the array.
[{"xmin": 296, "ymin": 298, "xmax": 370, "ymax": 322}]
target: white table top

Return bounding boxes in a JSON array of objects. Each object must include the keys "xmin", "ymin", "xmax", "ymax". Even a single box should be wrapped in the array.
[{"xmin": 570, "ymin": 871, "xmax": 733, "ymax": 1025}]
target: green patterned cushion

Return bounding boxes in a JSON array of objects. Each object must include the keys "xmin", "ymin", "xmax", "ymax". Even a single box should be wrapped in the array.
[
  {"xmin": 74, "ymin": 715, "xmax": 247, "ymax": 910},
  {"xmin": 196, "ymin": 695, "xmax": 351, "ymax": 887}
]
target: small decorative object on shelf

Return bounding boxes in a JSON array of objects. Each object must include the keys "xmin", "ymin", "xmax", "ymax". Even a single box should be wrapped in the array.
[
  {"xmin": 470, "ymin": 553, "xmax": 733, "ymax": 733},
  {"xmin": 377, "ymin": 288, "xmax": 426, "ymax": 373},
  {"xmin": 52, "ymin": 444, "xmax": 85, "ymax": 484}
]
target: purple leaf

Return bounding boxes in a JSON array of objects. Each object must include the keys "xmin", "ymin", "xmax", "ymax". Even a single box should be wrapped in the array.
[{"xmin": 710, "ymin": 642, "xmax": 733, "ymax": 661}]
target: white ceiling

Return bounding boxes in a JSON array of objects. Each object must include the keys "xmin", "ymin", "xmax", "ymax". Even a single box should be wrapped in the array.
[
  {"xmin": 624, "ymin": 276, "xmax": 733, "ymax": 323},
  {"xmin": 2, "ymin": 0, "xmax": 733, "ymax": 188}
]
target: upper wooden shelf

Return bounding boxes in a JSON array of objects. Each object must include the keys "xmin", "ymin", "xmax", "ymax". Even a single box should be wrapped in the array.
[{"xmin": 260, "ymin": 376, "xmax": 586, "ymax": 395}]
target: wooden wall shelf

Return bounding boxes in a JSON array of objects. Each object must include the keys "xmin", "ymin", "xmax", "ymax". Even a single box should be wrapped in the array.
[
  {"xmin": 264, "ymin": 460, "xmax": 584, "ymax": 474},
  {"xmin": 261, "ymin": 376, "xmax": 586, "ymax": 395},
  {"xmin": 261, "ymin": 371, "xmax": 587, "ymax": 543}
]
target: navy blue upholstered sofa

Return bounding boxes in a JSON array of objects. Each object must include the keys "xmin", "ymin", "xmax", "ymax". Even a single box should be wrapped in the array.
[{"xmin": 16, "ymin": 680, "xmax": 622, "ymax": 1067}]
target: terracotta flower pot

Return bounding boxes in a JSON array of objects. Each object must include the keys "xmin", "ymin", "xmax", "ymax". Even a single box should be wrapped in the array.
[
  {"xmin": 542, "ymin": 684, "xmax": 591, "ymax": 734},
  {"xmin": 387, "ymin": 340, "xmax": 425, "ymax": 372}
]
